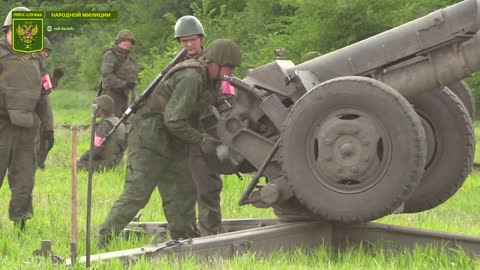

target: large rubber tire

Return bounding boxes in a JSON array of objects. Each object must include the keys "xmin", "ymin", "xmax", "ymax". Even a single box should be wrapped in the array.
[
  {"xmin": 402, "ymin": 87, "xmax": 474, "ymax": 213},
  {"xmin": 447, "ymin": 81, "xmax": 476, "ymax": 120},
  {"xmin": 281, "ymin": 76, "xmax": 426, "ymax": 223}
]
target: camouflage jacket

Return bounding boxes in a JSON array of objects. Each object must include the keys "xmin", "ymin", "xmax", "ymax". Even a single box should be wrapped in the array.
[
  {"xmin": 101, "ymin": 46, "xmax": 139, "ymax": 96},
  {"xmin": 0, "ymin": 37, "xmax": 46, "ymax": 129},
  {"xmin": 36, "ymin": 94, "xmax": 54, "ymax": 132},
  {"xmin": 140, "ymin": 58, "xmax": 216, "ymax": 144},
  {"xmin": 181, "ymin": 50, "xmax": 226, "ymax": 117}
]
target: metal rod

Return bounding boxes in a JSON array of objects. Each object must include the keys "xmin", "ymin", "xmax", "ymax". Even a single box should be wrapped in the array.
[
  {"xmin": 86, "ymin": 104, "xmax": 97, "ymax": 267},
  {"xmin": 70, "ymin": 126, "xmax": 78, "ymax": 265},
  {"xmin": 222, "ymin": 75, "xmax": 265, "ymax": 100},
  {"xmin": 238, "ymin": 140, "xmax": 280, "ymax": 206},
  {"xmin": 66, "ymin": 218, "xmax": 480, "ymax": 266},
  {"xmin": 234, "ymin": 172, "xmax": 243, "ymax": 180}
]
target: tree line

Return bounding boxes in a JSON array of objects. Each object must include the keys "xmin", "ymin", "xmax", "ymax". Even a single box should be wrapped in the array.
[{"xmin": 4, "ymin": 0, "xmax": 479, "ymax": 111}]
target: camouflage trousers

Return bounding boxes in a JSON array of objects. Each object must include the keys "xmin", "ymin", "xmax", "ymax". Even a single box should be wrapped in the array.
[
  {"xmin": 34, "ymin": 94, "xmax": 54, "ymax": 169},
  {"xmin": 77, "ymin": 151, "xmax": 121, "ymax": 172},
  {"xmin": 35, "ymin": 126, "xmax": 53, "ymax": 169},
  {"xmin": 189, "ymin": 146, "xmax": 223, "ymax": 236},
  {"xmin": 97, "ymin": 116, "xmax": 198, "ymax": 245},
  {"xmin": 0, "ymin": 120, "xmax": 35, "ymax": 222}
]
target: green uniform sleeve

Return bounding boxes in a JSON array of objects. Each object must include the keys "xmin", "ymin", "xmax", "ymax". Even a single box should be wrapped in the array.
[
  {"xmin": 164, "ymin": 70, "xmax": 204, "ymax": 144},
  {"xmin": 101, "ymin": 50, "xmax": 127, "ymax": 89},
  {"xmin": 36, "ymin": 94, "xmax": 54, "ymax": 131},
  {"xmin": 95, "ymin": 120, "xmax": 113, "ymax": 138}
]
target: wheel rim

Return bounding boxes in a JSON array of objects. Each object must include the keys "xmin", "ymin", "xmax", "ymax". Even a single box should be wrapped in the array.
[
  {"xmin": 307, "ymin": 108, "xmax": 392, "ymax": 193},
  {"xmin": 418, "ymin": 113, "xmax": 437, "ymax": 168}
]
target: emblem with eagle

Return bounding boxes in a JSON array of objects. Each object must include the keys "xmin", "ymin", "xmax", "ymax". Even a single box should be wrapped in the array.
[{"xmin": 16, "ymin": 23, "xmax": 38, "ymax": 49}]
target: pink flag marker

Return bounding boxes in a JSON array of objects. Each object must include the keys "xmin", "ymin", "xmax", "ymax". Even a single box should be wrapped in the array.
[
  {"xmin": 42, "ymin": 74, "xmax": 53, "ymax": 92},
  {"xmin": 94, "ymin": 135, "xmax": 103, "ymax": 147},
  {"xmin": 221, "ymin": 81, "xmax": 236, "ymax": 96}
]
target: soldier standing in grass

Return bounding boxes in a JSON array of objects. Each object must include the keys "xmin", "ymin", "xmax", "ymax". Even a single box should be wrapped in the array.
[
  {"xmin": 174, "ymin": 15, "xmax": 225, "ymax": 236},
  {"xmin": 77, "ymin": 95, "xmax": 127, "ymax": 172},
  {"xmin": 97, "ymin": 38, "xmax": 241, "ymax": 246},
  {"xmin": 0, "ymin": 7, "xmax": 49, "ymax": 230},
  {"xmin": 100, "ymin": 29, "xmax": 139, "ymax": 118}
]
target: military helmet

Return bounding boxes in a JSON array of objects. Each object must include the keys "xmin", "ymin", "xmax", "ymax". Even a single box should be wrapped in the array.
[
  {"xmin": 174, "ymin": 15, "xmax": 205, "ymax": 39},
  {"xmin": 115, "ymin": 29, "xmax": 135, "ymax": 45},
  {"xmin": 3, "ymin": 7, "xmax": 30, "ymax": 32},
  {"xmin": 95, "ymin": 95, "xmax": 115, "ymax": 115},
  {"xmin": 44, "ymin": 37, "xmax": 53, "ymax": 51},
  {"xmin": 204, "ymin": 38, "xmax": 241, "ymax": 67}
]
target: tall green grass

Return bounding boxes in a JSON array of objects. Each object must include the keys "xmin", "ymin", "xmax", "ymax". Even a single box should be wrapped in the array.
[{"xmin": 0, "ymin": 89, "xmax": 479, "ymax": 269}]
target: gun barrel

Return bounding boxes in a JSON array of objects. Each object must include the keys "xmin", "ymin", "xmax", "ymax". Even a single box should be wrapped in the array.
[
  {"xmin": 378, "ymin": 32, "xmax": 480, "ymax": 98},
  {"xmin": 290, "ymin": 0, "xmax": 480, "ymax": 98},
  {"xmin": 223, "ymin": 75, "xmax": 264, "ymax": 99}
]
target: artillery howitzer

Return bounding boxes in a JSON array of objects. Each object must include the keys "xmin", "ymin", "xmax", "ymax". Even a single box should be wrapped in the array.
[{"xmin": 210, "ymin": 0, "xmax": 480, "ymax": 224}]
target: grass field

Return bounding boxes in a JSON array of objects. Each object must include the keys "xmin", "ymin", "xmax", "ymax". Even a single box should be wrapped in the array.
[{"xmin": 0, "ymin": 89, "xmax": 479, "ymax": 269}]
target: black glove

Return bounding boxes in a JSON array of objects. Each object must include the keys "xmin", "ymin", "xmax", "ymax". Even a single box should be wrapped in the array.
[
  {"xmin": 51, "ymin": 68, "xmax": 64, "ymax": 88},
  {"xmin": 200, "ymin": 134, "xmax": 220, "ymax": 155},
  {"xmin": 52, "ymin": 68, "xmax": 64, "ymax": 79},
  {"xmin": 41, "ymin": 130, "xmax": 55, "ymax": 151},
  {"xmin": 125, "ymin": 81, "xmax": 136, "ymax": 89}
]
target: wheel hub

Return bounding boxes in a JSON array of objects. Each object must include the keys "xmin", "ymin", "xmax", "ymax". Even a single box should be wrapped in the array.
[{"xmin": 308, "ymin": 109, "xmax": 391, "ymax": 193}]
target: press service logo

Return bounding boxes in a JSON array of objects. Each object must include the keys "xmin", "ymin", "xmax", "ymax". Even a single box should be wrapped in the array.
[{"xmin": 12, "ymin": 11, "xmax": 44, "ymax": 53}]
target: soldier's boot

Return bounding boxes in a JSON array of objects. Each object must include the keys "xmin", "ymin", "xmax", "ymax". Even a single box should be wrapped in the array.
[
  {"xmin": 76, "ymin": 160, "xmax": 88, "ymax": 171},
  {"xmin": 13, "ymin": 219, "xmax": 26, "ymax": 231},
  {"xmin": 192, "ymin": 221, "xmax": 201, "ymax": 236},
  {"xmin": 96, "ymin": 228, "xmax": 113, "ymax": 249},
  {"xmin": 198, "ymin": 216, "xmax": 222, "ymax": 236}
]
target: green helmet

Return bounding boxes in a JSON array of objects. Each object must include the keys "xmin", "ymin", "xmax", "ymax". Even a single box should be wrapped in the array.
[
  {"xmin": 115, "ymin": 29, "xmax": 135, "ymax": 45},
  {"xmin": 3, "ymin": 7, "xmax": 30, "ymax": 32},
  {"xmin": 204, "ymin": 38, "xmax": 241, "ymax": 67},
  {"xmin": 95, "ymin": 95, "xmax": 115, "ymax": 115},
  {"xmin": 44, "ymin": 37, "xmax": 53, "ymax": 51},
  {"xmin": 174, "ymin": 15, "xmax": 205, "ymax": 39}
]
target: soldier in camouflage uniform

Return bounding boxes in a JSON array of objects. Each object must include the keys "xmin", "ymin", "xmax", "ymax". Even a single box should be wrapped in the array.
[
  {"xmin": 101, "ymin": 29, "xmax": 139, "ymax": 118},
  {"xmin": 175, "ymin": 16, "xmax": 205, "ymax": 57},
  {"xmin": 174, "ymin": 15, "xmax": 224, "ymax": 236},
  {"xmin": 77, "ymin": 95, "xmax": 127, "ymax": 172},
  {"xmin": 97, "ymin": 39, "xmax": 241, "ymax": 246},
  {"xmin": 0, "ymin": 7, "xmax": 49, "ymax": 230},
  {"xmin": 35, "ymin": 37, "xmax": 55, "ymax": 169}
]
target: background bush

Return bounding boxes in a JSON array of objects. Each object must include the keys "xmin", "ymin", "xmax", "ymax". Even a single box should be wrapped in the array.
[{"xmin": 3, "ymin": 0, "xmax": 478, "ymax": 115}]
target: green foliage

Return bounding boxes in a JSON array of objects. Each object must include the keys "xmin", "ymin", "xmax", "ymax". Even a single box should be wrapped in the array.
[
  {"xmin": 466, "ymin": 76, "xmax": 480, "ymax": 119},
  {"xmin": 3, "ymin": 0, "xmax": 474, "ymax": 92}
]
